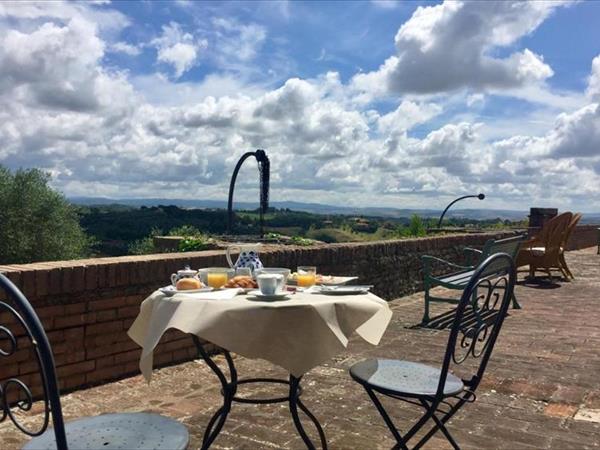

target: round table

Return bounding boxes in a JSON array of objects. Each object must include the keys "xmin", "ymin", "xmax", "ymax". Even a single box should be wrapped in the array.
[{"xmin": 128, "ymin": 288, "xmax": 392, "ymax": 449}]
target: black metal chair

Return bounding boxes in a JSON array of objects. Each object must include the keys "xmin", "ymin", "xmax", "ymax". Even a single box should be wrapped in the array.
[
  {"xmin": 0, "ymin": 273, "xmax": 189, "ymax": 450},
  {"xmin": 349, "ymin": 253, "xmax": 516, "ymax": 449}
]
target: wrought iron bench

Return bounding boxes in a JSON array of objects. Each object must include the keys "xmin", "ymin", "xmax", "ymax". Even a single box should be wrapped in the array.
[
  {"xmin": 421, "ymin": 234, "xmax": 524, "ymax": 324},
  {"xmin": 0, "ymin": 274, "xmax": 189, "ymax": 450}
]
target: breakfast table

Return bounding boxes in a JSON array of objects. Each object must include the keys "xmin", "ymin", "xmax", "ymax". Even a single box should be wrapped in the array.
[{"xmin": 128, "ymin": 287, "xmax": 392, "ymax": 449}]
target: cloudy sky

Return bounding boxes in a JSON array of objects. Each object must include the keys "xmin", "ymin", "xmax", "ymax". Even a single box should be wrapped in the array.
[{"xmin": 1, "ymin": 1, "xmax": 599, "ymax": 211}]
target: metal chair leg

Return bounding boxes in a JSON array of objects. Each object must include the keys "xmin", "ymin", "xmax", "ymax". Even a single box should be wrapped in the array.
[
  {"xmin": 412, "ymin": 397, "xmax": 467, "ymax": 449},
  {"xmin": 427, "ymin": 409, "xmax": 460, "ymax": 450},
  {"xmin": 363, "ymin": 387, "xmax": 408, "ymax": 449},
  {"xmin": 510, "ymin": 292, "xmax": 521, "ymax": 309},
  {"xmin": 363, "ymin": 387, "xmax": 450, "ymax": 450},
  {"xmin": 422, "ymin": 290, "xmax": 431, "ymax": 324}
]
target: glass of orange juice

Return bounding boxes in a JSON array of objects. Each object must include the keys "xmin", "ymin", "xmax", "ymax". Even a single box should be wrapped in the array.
[
  {"xmin": 207, "ymin": 269, "xmax": 233, "ymax": 289},
  {"xmin": 297, "ymin": 266, "xmax": 317, "ymax": 288}
]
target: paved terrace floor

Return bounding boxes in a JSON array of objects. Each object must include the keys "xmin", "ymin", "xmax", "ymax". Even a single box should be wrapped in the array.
[{"xmin": 2, "ymin": 248, "xmax": 600, "ymax": 449}]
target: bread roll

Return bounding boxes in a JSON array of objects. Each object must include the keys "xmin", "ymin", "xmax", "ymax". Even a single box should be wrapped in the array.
[{"xmin": 176, "ymin": 277, "xmax": 202, "ymax": 290}]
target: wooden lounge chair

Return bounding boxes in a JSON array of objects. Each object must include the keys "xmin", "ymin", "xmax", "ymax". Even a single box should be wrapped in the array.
[
  {"xmin": 421, "ymin": 234, "xmax": 524, "ymax": 324},
  {"xmin": 516, "ymin": 212, "xmax": 573, "ymax": 281}
]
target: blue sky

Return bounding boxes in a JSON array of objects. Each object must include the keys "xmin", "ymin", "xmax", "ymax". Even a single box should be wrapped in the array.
[
  {"xmin": 106, "ymin": 0, "xmax": 600, "ymax": 93},
  {"xmin": 108, "ymin": 1, "xmax": 408, "ymax": 79},
  {"xmin": 0, "ymin": 1, "xmax": 599, "ymax": 211}
]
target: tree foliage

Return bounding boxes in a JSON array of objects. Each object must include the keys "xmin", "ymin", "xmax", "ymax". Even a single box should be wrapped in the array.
[
  {"xmin": 127, "ymin": 227, "xmax": 162, "ymax": 256},
  {"xmin": 408, "ymin": 214, "xmax": 427, "ymax": 237},
  {"xmin": 395, "ymin": 214, "xmax": 427, "ymax": 237},
  {"xmin": 0, "ymin": 166, "xmax": 90, "ymax": 264}
]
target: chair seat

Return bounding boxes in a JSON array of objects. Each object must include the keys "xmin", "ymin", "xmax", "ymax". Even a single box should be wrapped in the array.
[
  {"xmin": 530, "ymin": 247, "xmax": 546, "ymax": 257},
  {"xmin": 23, "ymin": 413, "xmax": 189, "ymax": 450},
  {"xmin": 523, "ymin": 246, "xmax": 565, "ymax": 258},
  {"xmin": 349, "ymin": 359, "xmax": 464, "ymax": 397},
  {"xmin": 437, "ymin": 270, "xmax": 474, "ymax": 286}
]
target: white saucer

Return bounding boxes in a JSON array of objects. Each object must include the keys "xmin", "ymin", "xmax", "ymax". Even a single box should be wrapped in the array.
[
  {"xmin": 314, "ymin": 285, "xmax": 371, "ymax": 295},
  {"xmin": 247, "ymin": 290, "xmax": 290, "ymax": 301},
  {"xmin": 159, "ymin": 286, "xmax": 213, "ymax": 297}
]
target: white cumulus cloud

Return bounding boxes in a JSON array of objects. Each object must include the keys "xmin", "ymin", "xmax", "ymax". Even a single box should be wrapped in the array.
[
  {"xmin": 352, "ymin": 1, "xmax": 570, "ymax": 98},
  {"xmin": 212, "ymin": 17, "xmax": 267, "ymax": 63},
  {"xmin": 587, "ymin": 55, "xmax": 600, "ymax": 101},
  {"xmin": 151, "ymin": 22, "xmax": 208, "ymax": 78},
  {"xmin": 110, "ymin": 41, "xmax": 141, "ymax": 56}
]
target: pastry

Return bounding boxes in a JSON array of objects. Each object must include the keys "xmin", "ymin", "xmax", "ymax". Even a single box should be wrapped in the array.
[
  {"xmin": 176, "ymin": 278, "xmax": 203, "ymax": 290},
  {"xmin": 224, "ymin": 276, "xmax": 258, "ymax": 289}
]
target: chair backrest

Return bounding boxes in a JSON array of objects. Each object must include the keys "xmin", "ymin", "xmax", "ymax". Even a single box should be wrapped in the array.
[
  {"xmin": 533, "ymin": 212, "xmax": 572, "ymax": 246},
  {"xmin": 436, "ymin": 253, "xmax": 516, "ymax": 399},
  {"xmin": 539, "ymin": 212, "xmax": 572, "ymax": 255},
  {"xmin": 481, "ymin": 234, "xmax": 525, "ymax": 261},
  {"xmin": 0, "ymin": 273, "xmax": 68, "ymax": 449},
  {"xmin": 561, "ymin": 213, "xmax": 582, "ymax": 249}
]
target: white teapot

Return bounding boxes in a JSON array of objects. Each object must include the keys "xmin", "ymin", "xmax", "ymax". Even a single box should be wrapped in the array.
[{"xmin": 170, "ymin": 265, "xmax": 199, "ymax": 286}]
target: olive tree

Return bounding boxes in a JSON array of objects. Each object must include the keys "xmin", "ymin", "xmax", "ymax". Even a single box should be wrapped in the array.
[{"xmin": 0, "ymin": 166, "xmax": 90, "ymax": 264}]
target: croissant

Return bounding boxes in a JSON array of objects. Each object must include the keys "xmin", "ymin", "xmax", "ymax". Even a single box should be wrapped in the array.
[{"xmin": 224, "ymin": 276, "xmax": 258, "ymax": 289}]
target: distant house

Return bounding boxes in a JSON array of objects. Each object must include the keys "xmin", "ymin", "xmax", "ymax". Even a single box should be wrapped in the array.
[{"xmin": 352, "ymin": 218, "xmax": 376, "ymax": 233}]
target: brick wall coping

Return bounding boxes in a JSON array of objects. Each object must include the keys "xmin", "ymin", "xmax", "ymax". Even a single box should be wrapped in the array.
[
  {"xmin": 1, "ymin": 225, "xmax": 596, "ymax": 276},
  {"xmin": 0, "ymin": 230, "xmax": 506, "ymax": 272}
]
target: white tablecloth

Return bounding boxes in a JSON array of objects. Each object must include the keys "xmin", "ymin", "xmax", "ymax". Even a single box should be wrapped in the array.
[{"xmin": 128, "ymin": 288, "xmax": 392, "ymax": 380}]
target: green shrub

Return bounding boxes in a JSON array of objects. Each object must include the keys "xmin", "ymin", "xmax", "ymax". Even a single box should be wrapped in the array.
[
  {"xmin": 128, "ymin": 227, "xmax": 162, "ymax": 255},
  {"xmin": 290, "ymin": 236, "xmax": 314, "ymax": 246},
  {"xmin": 178, "ymin": 236, "xmax": 211, "ymax": 252},
  {"xmin": 128, "ymin": 225, "xmax": 214, "ymax": 255}
]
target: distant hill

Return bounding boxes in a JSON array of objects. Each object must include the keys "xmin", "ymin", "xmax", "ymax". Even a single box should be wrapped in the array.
[{"xmin": 70, "ymin": 196, "xmax": 535, "ymax": 221}]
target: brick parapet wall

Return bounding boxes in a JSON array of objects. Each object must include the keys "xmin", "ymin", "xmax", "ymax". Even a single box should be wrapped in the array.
[
  {"xmin": 526, "ymin": 224, "xmax": 599, "ymax": 251},
  {"xmin": 1, "ymin": 227, "xmax": 596, "ymax": 395},
  {"xmin": 564, "ymin": 224, "xmax": 599, "ymax": 251}
]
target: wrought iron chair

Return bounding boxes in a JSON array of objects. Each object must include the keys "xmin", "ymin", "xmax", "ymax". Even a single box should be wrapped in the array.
[
  {"xmin": 349, "ymin": 253, "xmax": 516, "ymax": 449},
  {"xmin": 0, "ymin": 274, "xmax": 189, "ymax": 450}
]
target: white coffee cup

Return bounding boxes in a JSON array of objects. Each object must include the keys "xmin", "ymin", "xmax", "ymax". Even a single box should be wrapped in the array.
[{"xmin": 257, "ymin": 274, "xmax": 284, "ymax": 295}]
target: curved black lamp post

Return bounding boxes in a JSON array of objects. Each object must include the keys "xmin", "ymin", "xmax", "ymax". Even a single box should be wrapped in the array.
[
  {"xmin": 227, "ymin": 149, "xmax": 270, "ymax": 237},
  {"xmin": 437, "ymin": 193, "xmax": 485, "ymax": 228}
]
